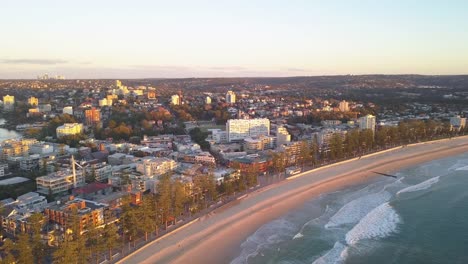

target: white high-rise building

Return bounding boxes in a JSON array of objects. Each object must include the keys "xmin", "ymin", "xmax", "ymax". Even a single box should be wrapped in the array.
[
  {"xmin": 339, "ymin": 100, "xmax": 350, "ymax": 112},
  {"xmin": 226, "ymin": 118, "xmax": 270, "ymax": 142},
  {"xmin": 226, "ymin": 91, "xmax": 236, "ymax": 104},
  {"xmin": 358, "ymin": 114, "xmax": 376, "ymax": 132},
  {"xmin": 205, "ymin": 96, "xmax": 212, "ymax": 104},
  {"xmin": 171, "ymin": 94, "xmax": 181, "ymax": 105}
]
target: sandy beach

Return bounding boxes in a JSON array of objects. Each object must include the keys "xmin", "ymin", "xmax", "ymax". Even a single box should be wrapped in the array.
[{"xmin": 118, "ymin": 136, "xmax": 468, "ymax": 264}]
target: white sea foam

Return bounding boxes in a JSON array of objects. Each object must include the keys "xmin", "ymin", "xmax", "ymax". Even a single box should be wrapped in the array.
[
  {"xmin": 293, "ymin": 232, "xmax": 304, "ymax": 239},
  {"xmin": 345, "ymin": 202, "xmax": 401, "ymax": 245},
  {"xmin": 396, "ymin": 176, "xmax": 440, "ymax": 195},
  {"xmin": 311, "ymin": 242, "xmax": 348, "ymax": 264},
  {"xmin": 230, "ymin": 218, "xmax": 297, "ymax": 264},
  {"xmin": 325, "ymin": 191, "xmax": 391, "ymax": 229},
  {"xmin": 455, "ymin": 165, "xmax": 468, "ymax": 171}
]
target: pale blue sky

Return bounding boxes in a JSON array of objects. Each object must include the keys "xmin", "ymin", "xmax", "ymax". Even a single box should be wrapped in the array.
[{"xmin": 1, "ymin": 0, "xmax": 467, "ymax": 78}]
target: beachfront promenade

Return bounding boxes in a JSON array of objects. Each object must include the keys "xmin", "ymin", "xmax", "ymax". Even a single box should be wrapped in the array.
[{"xmin": 118, "ymin": 136, "xmax": 468, "ymax": 264}]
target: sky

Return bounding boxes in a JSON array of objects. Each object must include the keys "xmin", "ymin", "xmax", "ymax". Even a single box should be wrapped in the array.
[{"xmin": 1, "ymin": 0, "xmax": 467, "ymax": 78}]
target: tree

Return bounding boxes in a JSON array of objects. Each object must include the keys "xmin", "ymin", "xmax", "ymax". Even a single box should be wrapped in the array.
[
  {"xmin": 29, "ymin": 213, "xmax": 46, "ymax": 262},
  {"xmin": 139, "ymin": 195, "xmax": 157, "ymax": 241},
  {"xmin": 157, "ymin": 175, "xmax": 172, "ymax": 228},
  {"xmin": 271, "ymin": 152, "xmax": 286, "ymax": 176},
  {"xmin": 223, "ymin": 178, "xmax": 235, "ymax": 196},
  {"xmin": 86, "ymin": 225, "xmax": 105, "ymax": 264},
  {"xmin": 329, "ymin": 134, "xmax": 343, "ymax": 160},
  {"xmin": 172, "ymin": 180, "xmax": 187, "ymax": 223},
  {"xmin": 1, "ymin": 238, "xmax": 16, "ymax": 264},
  {"xmin": 205, "ymin": 174, "xmax": 218, "ymax": 201},
  {"xmin": 246, "ymin": 166, "xmax": 259, "ymax": 188},
  {"xmin": 17, "ymin": 232, "xmax": 34, "ymax": 264},
  {"xmin": 120, "ymin": 197, "xmax": 139, "ymax": 248},
  {"xmin": 102, "ymin": 223, "xmax": 120, "ymax": 260},
  {"xmin": 53, "ymin": 232, "xmax": 78, "ymax": 263}
]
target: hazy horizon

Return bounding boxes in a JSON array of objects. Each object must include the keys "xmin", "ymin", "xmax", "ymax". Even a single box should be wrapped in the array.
[{"xmin": 2, "ymin": 0, "xmax": 468, "ymax": 78}]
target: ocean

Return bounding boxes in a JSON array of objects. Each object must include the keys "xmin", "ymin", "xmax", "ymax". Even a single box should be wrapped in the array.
[{"xmin": 231, "ymin": 152, "xmax": 468, "ymax": 264}]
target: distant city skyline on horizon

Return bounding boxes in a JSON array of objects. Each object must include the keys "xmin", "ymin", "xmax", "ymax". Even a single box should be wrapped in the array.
[{"xmin": 1, "ymin": 0, "xmax": 467, "ymax": 78}]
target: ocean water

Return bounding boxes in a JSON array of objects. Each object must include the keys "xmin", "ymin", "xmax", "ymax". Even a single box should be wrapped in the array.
[{"xmin": 231, "ymin": 152, "xmax": 468, "ymax": 264}]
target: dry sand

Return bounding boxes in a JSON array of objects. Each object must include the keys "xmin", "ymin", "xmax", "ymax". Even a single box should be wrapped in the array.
[{"xmin": 118, "ymin": 136, "xmax": 468, "ymax": 264}]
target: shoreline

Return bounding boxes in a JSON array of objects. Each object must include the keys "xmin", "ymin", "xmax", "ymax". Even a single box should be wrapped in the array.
[{"xmin": 118, "ymin": 136, "xmax": 468, "ymax": 264}]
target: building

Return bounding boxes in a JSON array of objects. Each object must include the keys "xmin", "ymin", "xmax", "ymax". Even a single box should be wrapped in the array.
[
  {"xmin": 19, "ymin": 154, "xmax": 41, "ymax": 171},
  {"xmin": 84, "ymin": 162, "xmax": 112, "ymax": 182},
  {"xmin": 226, "ymin": 90, "xmax": 236, "ymax": 104},
  {"xmin": 0, "ymin": 163, "xmax": 8, "ymax": 177},
  {"xmin": 63, "ymin": 106, "xmax": 73, "ymax": 115},
  {"xmin": 229, "ymin": 154, "xmax": 271, "ymax": 173},
  {"xmin": 72, "ymin": 182, "xmax": 113, "ymax": 200},
  {"xmin": 30, "ymin": 143, "xmax": 54, "ymax": 155},
  {"xmin": 226, "ymin": 118, "xmax": 270, "ymax": 142},
  {"xmin": 243, "ymin": 137, "xmax": 265, "ymax": 153},
  {"xmin": 99, "ymin": 98, "xmax": 113, "ymax": 107},
  {"xmin": 38, "ymin": 104, "xmax": 52, "ymax": 113},
  {"xmin": 358, "ymin": 114, "xmax": 376, "ymax": 133},
  {"xmin": 171, "ymin": 94, "xmax": 181, "ymax": 105},
  {"xmin": 28, "ymin": 97, "xmax": 39, "ymax": 106},
  {"xmin": 15, "ymin": 192, "xmax": 47, "ymax": 212},
  {"xmin": 194, "ymin": 152, "xmax": 216, "ymax": 164},
  {"xmin": 321, "ymin": 120, "xmax": 342, "ymax": 127},
  {"xmin": 205, "ymin": 96, "xmax": 212, "ymax": 104},
  {"xmin": 1, "ymin": 139, "xmax": 34, "ymax": 160},
  {"xmin": 276, "ymin": 126, "xmax": 291, "ymax": 147},
  {"xmin": 147, "ymin": 91, "xmax": 157, "ymax": 100},
  {"xmin": 36, "ymin": 169, "xmax": 85, "ymax": 195},
  {"xmin": 44, "ymin": 198, "xmax": 107, "ymax": 234},
  {"xmin": 450, "ymin": 115, "xmax": 466, "ymax": 130},
  {"xmin": 56, "ymin": 123, "xmax": 83, "ymax": 138},
  {"xmin": 211, "ymin": 129, "xmax": 228, "ymax": 144},
  {"xmin": 339, "ymin": 100, "xmax": 350, "ymax": 112},
  {"xmin": 136, "ymin": 157, "xmax": 177, "ymax": 178},
  {"xmin": 115, "ymin": 80, "xmax": 122, "ymax": 87},
  {"xmin": 3, "ymin": 95, "xmax": 15, "ymax": 111},
  {"xmin": 85, "ymin": 108, "xmax": 101, "ymax": 126}
]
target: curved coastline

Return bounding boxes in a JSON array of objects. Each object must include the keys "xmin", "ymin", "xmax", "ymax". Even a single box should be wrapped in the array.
[{"xmin": 118, "ymin": 136, "xmax": 468, "ymax": 264}]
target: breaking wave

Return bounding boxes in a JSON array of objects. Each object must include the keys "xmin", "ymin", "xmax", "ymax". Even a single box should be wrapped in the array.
[
  {"xmin": 311, "ymin": 242, "xmax": 348, "ymax": 264},
  {"xmin": 325, "ymin": 191, "xmax": 392, "ymax": 229},
  {"xmin": 345, "ymin": 202, "xmax": 401, "ymax": 245},
  {"xmin": 396, "ymin": 176, "xmax": 440, "ymax": 195}
]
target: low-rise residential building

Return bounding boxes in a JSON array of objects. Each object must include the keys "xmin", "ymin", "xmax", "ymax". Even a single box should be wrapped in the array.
[
  {"xmin": 36, "ymin": 169, "xmax": 85, "ymax": 195},
  {"xmin": 45, "ymin": 198, "xmax": 108, "ymax": 234},
  {"xmin": 56, "ymin": 123, "xmax": 83, "ymax": 138},
  {"xmin": 85, "ymin": 162, "xmax": 112, "ymax": 182},
  {"xmin": 15, "ymin": 192, "xmax": 48, "ymax": 212},
  {"xmin": 136, "ymin": 157, "xmax": 178, "ymax": 178},
  {"xmin": 19, "ymin": 154, "xmax": 41, "ymax": 171}
]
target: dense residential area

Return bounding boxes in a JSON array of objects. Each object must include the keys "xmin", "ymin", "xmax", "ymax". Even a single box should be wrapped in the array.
[{"xmin": 0, "ymin": 76, "xmax": 467, "ymax": 263}]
